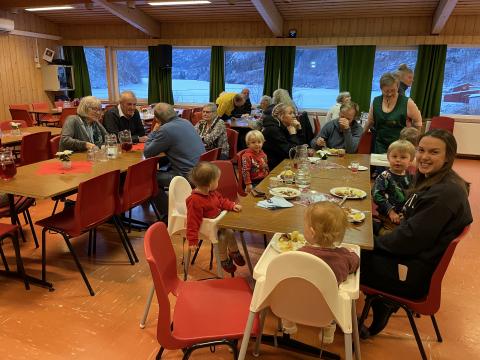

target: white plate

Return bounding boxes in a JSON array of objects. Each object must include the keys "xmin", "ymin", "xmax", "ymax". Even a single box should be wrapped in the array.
[
  {"xmin": 269, "ymin": 187, "xmax": 301, "ymax": 199},
  {"xmin": 276, "ymin": 174, "xmax": 295, "ymax": 183},
  {"xmin": 344, "ymin": 208, "xmax": 366, "ymax": 223},
  {"xmin": 330, "ymin": 187, "xmax": 367, "ymax": 199},
  {"xmin": 271, "ymin": 233, "xmax": 307, "ymax": 253},
  {"xmin": 348, "ymin": 165, "xmax": 368, "ymax": 171}
]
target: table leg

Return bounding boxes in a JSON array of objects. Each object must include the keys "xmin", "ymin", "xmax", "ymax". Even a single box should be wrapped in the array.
[{"xmin": 239, "ymin": 231, "xmax": 254, "ymax": 275}]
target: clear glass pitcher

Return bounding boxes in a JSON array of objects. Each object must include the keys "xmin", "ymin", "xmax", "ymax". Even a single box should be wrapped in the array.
[
  {"xmin": 289, "ymin": 144, "xmax": 309, "ymax": 169},
  {"xmin": 119, "ymin": 130, "xmax": 133, "ymax": 152},
  {"xmin": 0, "ymin": 149, "xmax": 16, "ymax": 181},
  {"xmin": 105, "ymin": 133, "xmax": 118, "ymax": 159}
]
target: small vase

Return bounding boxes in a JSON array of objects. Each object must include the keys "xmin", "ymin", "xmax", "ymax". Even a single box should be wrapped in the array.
[{"xmin": 61, "ymin": 160, "xmax": 72, "ymax": 169}]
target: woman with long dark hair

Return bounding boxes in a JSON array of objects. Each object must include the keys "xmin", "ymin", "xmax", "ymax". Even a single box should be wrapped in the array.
[{"xmin": 360, "ymin": 129, "xmax": 472, "ymax": 338}]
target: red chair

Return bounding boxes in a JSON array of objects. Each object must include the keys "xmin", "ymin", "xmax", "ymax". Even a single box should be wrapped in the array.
[
  {"xmin": 49, "ymin": 135, "xmax": 61, "ymax": 159},
  {"xmin": 191, "ymin": 111, "xmax": 202, "ymax": 125},
  {"xmin": 9, "ymin": 104, "xmax": 30, "ymax": 111},
  {"xmin": 32, "ymin": 102, "xmax": 60, "ymax": 127},
  {"xmin": 144, "ymin": 222, "xmax": 257, "ymax": 359},
  {"xmin": 430, "ymin": 116, "xmax": 454, "ymax": 133},
  {"xmin": 0, "ymin": 120, "xmax": 28, "ymax": 131},
  {"xmin": 236, "ymin": 149, "xmax": 248, "ymax": 196},
  {"xmin": 359, "ymin": 226, "xmax": 470, "ymax": 360},
  {"xmin": 356, "ymin": 130, "xmax": 372, "ymax": 154},
  {"xmin": 226, "ymin": 128, "xmax": 238, "ymax": 163},
  {"xmin": 181, "ymin": 108, "xmax": 193, "ymax": 121},
  {"xmin": 211, "ymin": 160, "xmax": 239, "ymax": 202},
  {"xmin": 59, "ymin": 107, "xmax": 78, "ymax": 127},
  {"xmin": 0, "ymin": 223, "xmax": 29, "ymax": 290},
  {"xmin": 9, "ymin": 109, "xmax": 34, "ymax": 127},
  {"xmin": 313, "ymin": 114, "xmax": 321, "ymax": 135},
  {"xmin": 20, "ymin": 132, "xmax": 51, "ymax": 166},
  {"xmin": 199, "ymin": 148, "xmax": 220, "ymax": 162},
  {"xmin": 36, "ymin": 170, "xmax": 135, "ymax": 296}
]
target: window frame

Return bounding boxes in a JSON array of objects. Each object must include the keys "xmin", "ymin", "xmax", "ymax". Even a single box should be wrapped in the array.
[{"xmin": 84, "ymin": 46, "xmax": 109, "ymax": 101}]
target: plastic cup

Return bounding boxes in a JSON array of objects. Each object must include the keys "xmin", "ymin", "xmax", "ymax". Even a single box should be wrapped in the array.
[{"xmin": 350, "ymin": 162, "xmax": 359, "ymax": 174}]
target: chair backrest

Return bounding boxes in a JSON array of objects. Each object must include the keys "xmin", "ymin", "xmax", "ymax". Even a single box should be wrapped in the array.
[
  {"xmin": 119, "ymin": 157, "xmax": 159, "ymax": 212},
  {"xmin": 181, "ymin": 108, "xmax": 193, "ymax": 121},
  {"xmin": 60, "ymin": 107, "xmax": 78, "ymax": 127},
  {"xmin": 199, "ymin": 148, "xmax": 220, "ymax": 162},
  {"xmin": 211, "ymin": 160, "xmax": 239, "ymax": 202},
  {"xmin": 0, "ymin": 120, "xmax": 28, "ymax": 131},
  {"xmin": 313, "ymin": 114, "xmax": 321, "ymax": 135},
  {"xmin": 167, "ymin": 176, "xmax": 192, "ymax": 228},
  {"xmin": 9, "ymin": 109, "xmax": 34, "ymax": 127},
  {"xmin": 356, "ymin": 130, "xmax": 372, "ymax": 154},
  {"xmin": 20, "ymin": 132, "xmax": 51, "ymax": 166},
  {"xmin": 236, "ymin": 149, "xmax": 248, "ymax": 196},
  {"xmin": 430, "ymin": 116, "xmax": 454, "ymax": 133},
  {"xmin": 9, "ymin": 104, "xmax": 30, "ymax": 111},
  {"xmin": 144, "ymin": 222, "xmax": 187, "ymax": 349},
  {"xmin": 422, "ymin": 225, "xmax": 470, "ymax": 314},
  {"xmin": 257, "ymin": 251, "xmax": 350, "ymax": 330},
  {"xmin": 49, "ymin": 135, "xmax": 61, "ymax": 158},
  {"xmin": 75, "ymin": 170, "xmax": 120, "ymax": 231},
  {"xmin": 191, "ymin": 111, "xmax": 202, "ymax": 126},
  {"xmin": 226, "ymin": 128, "xmax": 238, "ymax": 162},
  {"xmin": 31, "ymin": 102, "xmax": 50, "ymax": 111},
  {"xmin": 54, "ymin": 100, "xmax": 64, "ymax": 109}
]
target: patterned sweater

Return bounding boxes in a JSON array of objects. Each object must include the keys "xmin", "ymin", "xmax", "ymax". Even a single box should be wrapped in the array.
[
  {"xmin": 240, "ymin": 149, "xmax": 269, "ymax": 186},
  {"xmin": 372, "ymin": 169, "xmax": 412, "ymax": 216},
  {"xmin": 195, "ymin": 118, "xmax": 229, "ymax": 159}
]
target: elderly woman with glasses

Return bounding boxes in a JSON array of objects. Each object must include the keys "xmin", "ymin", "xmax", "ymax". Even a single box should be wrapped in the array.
[
  {"xmin": 59, "ymin": 96, "xmax": 108, "ymax": 151},
  {"xmin": 194, "ymin": 103, "xmax": 229, "ymax": 159}
]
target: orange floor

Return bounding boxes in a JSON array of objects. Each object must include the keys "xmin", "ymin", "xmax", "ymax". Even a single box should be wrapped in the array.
[{"xmin": 0, "ymin": 158, "xmax": 478, "ymax": 360}]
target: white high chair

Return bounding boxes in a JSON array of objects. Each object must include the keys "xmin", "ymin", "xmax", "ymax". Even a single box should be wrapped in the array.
[
  {"xmin": 238, "ymin": 248, "xmax": 361, "ymax": 360},
  {"xmin": 139, "ymin": 176, "xmax": 227, "ymax": 328}
]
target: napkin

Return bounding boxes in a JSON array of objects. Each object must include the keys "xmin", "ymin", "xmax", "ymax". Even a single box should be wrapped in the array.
[{"xmin": 257, "ymin": 196, "xmax": 294, "ymax": 209}]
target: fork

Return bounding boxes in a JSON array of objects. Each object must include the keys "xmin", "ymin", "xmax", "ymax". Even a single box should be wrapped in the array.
[{"xmin": 339, "ymin": 194, "xmax": 348, "ymax": 206}]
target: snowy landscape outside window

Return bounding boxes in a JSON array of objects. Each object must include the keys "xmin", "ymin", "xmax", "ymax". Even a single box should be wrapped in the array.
[
  {"xmin": 292, "ymin": 48, "xmax": 339, "ymax": 110},
  {"xmin": 84, "ymin": 47, "xmax": 108, "ymax": 99},
  {"xmin": 172, "ymin": 48, "xmax": 211, "ymax": 104},
  {"xmin": 224, "ymin": 49, "xmax": 265, "ymax": 104},
  {"xmin": 116, "ymin": 50, "xmax": 149, "ymax": 99},
  {"xmin": 441, "ymin": 48, "xmax": 480, "ymax": 115}
]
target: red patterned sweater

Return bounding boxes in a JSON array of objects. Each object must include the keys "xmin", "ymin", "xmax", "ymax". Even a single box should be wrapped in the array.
[{"xmin": 240, "ymin": 149, "xmax": 269, "ymax": 186}]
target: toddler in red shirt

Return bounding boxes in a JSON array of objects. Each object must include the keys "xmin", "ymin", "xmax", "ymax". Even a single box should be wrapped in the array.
[
  {"xmin": 186, "ymin": 161, "xmax": 245, "ymax": 274},
  {"xmin": 240, "ymin": 130, "xmax": 269, "ymax": 194}
]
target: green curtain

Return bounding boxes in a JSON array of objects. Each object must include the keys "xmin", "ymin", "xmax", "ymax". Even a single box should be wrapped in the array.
[
  {"xmin": 263, "ymin": 46, "xmax": 296, "ymax": 97},
  {"xmin": 410, "ymin": 45, "xmax": 447, "ymax": 119},
  {"xmin": 148, "ymin": 45, "xmax": 174, "ymax": 105},
  {"xmin": 337, "ymin": 45, "xmax": 376, "ymax": 112},
  {"xmin": 63, "ymin": 46, "xmax": 92, "ymax": 99},
  {"xmin": 210, "ymin": 46, "xmax": 225, "ymax": 102}
]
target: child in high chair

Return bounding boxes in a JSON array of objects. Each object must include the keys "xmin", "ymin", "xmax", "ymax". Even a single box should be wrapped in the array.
[
  {"xmin": 282, "ymin": 201, "xmax": 360, "ymax": 343},
  {"xmin": 372, "ymin": 140, "xmax": 416, "ymax": 234},
  {"xmin": 186, "ymin": 161, "xmax": 245, "ymax": 274},
  {"xmin": 240, "ymin": 130, "xmax": 269, "ymax": 194}
]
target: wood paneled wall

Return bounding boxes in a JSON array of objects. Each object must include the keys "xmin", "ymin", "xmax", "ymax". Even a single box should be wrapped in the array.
[{"xmin": 0, "ymin": 10, "xmax": 59, "ymax": 121}]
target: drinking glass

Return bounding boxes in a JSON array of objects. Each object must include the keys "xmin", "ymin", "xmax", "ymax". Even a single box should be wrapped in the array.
[
  {"xmin": 282, "ymin": 165, "xmax": 294, "ymax": 185},
  {"xmin": 350, "ymin": 161, "xmax": 359, "ymax": 174},
  {"xmin": 105, "ymin": 134, "xmax": 118, "ymax": 159},
  {"xmin": 0, "ymin": 150, "xmax": 17, "ymax": 181},
  {"xmin": 97, "ymin": 146, "xmax": 108, "ymax": 162},
  {"xmin": 269, "ymin": 177, "xmax": 282, "ymax": 189},
  {"xmin": 119, "ymin": 130, "xmax": 133, "ymax": 152},
  {"xmin": 296, "ymin": 165, "xmax": 311, "ymax": 190},
  {"xmin": 337, "ymin": 148, "xmax": 346, "ymax": 158}
]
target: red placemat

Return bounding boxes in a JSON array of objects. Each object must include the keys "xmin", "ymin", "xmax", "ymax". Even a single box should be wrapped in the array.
[
  {"xmin": 132, "ymin": 143, "xmax": 145, "ymax": 151},
  {"xmin": 36, "ymin": 161, "xmax": 93, "ymax": 175}
]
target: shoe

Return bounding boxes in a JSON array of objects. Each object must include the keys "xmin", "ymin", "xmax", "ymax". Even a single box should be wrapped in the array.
[
  {"xmin": 229, "ymin": 250, "xmax": 246, "ymax": 266},
  {"xmin": 221, "ymin": 258, "xmax": 237, "ymax": 273},
  {"xmin": 319, "ymin": 323, "xmax": 336, "ymax": 344},
  {"xmin": 367, "ymin": 300, "xmax": 398, "ymax": 337},
  {"xmin": 359, "ymin": 324, "xmax": 371, "ymax": 340}
]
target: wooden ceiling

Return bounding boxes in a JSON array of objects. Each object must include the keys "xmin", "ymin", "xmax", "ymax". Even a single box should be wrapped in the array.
[{"xmin": 0, "ymin": 1, "xmax": 479, "ymax": 27}]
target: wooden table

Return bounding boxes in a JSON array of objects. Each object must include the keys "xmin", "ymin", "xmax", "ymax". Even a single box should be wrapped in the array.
[
  {"xmin": 2, "ymin": 126, "xmax": 62, "ymax": 146},
  {"xmin": 29, "ymin": 109, "xmax": 61, "ymax": 126},
  {"xmin": 219, "ymin": 154, "xmax": 374, "ymax": 250}
]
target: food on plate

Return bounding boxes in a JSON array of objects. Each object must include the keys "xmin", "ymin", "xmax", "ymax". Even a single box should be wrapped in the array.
[
  {"xmin": 343, "ymin": 207, "xmax": 366, "ymax": 223},
  {"xmin": 332, "ymin": 187, "xmax": 366, "ymax": 198},
  {"xmin": 279, "ymin": 169, "xmax": 295, "ymax": 179},
  {"xmin": 276, "ymin": 231, "xmax": 306, "ymax": 251}
]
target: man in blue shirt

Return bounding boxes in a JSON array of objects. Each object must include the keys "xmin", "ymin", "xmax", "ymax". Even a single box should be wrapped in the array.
[
  {"xmin": 144, "ymin": 103, "xmax": 205, "ymax": 221},
  {"xmin": 310, "ymin": 102, "xmax": 362, "ymax": 153}
]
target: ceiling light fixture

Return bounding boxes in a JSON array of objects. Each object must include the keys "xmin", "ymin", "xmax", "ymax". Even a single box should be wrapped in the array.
[
  {"xmin": 148, "ymin": 1, "xmax": 211, "ymax": 6},
  {"xmin": 25, "ymin": 6, "xmax": 74, "ymax": 11}
]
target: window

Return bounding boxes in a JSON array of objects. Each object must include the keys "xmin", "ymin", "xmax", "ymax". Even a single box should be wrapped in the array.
[
  {"xmin": 292, "ymin": 48, "xmax": 339, "ymax": 109},
  {"xmin": 84, "ymin": 47, "xmax": 108, "ymax": 99},
  {"xmin": 441, "ymin": 48, "xmax": 480, "ymax": 115},
  {"xmin": 116, "ymin": 49, "xmax": 149, "ymax": 99},
  {"xmin": 172, "ymin": 48, "xmax": 211, "ymax": 104},
  {"xmin": 224, "ymin": 49, "xmax": 265, "ymax": 104}
]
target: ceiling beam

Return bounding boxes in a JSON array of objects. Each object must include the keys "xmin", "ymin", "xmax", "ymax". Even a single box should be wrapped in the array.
[
  {"xmin": 250, "ymin": 0, "xmax": 283, "ymax": 37},
  {"xmin": 431, "ymin": 0, "xmax": 458, "ymax": 34},
  {"xmin": 91, "ymin": 0, "xmax": 161, "ymax": 38},
  {"xmin": 0, "ymin": 0, "xmax": 90, "ymax": 7}
]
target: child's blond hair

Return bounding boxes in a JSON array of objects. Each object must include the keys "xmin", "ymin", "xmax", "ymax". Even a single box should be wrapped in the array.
[
  {"xmin": 189, "ymin": 162, "xmax": 220, "ymax": 188},
  {"xmin": 399, "ymin": 127, "xmax": 420, "ymax": 146},
  {"xmin": 387, "ymin": 140, "xmax": 416, "ymax": 161},
  {"xmin": 245, "ymin": 130, "xmax": 265, "ymax": 144},
  {"xmin": 305, "ymin": 202, "xmax": 348, "ymax": 248}
]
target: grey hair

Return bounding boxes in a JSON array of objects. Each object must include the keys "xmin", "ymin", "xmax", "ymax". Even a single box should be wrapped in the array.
[
  {"xmin": 153, "ymin": 103, "xmax": 177, "ymax": 124},
  {"xmin": 336, "ymin": 91, "xmax": 351, "ymax": 103},
  {"xmin": 272, "ymin": 103, "xmax": 294, "ymax": 120},
  {"xmin": 260, "ymin": 95, "xmax": 273, "ymax": 105},
  {"xmin": 272, "ymin": 89, "xmax": 296, "ymax": 111},
  {"xmin": 339, "ymin": 102, "xmax": 359, "ymax": 117},
  {"xmin": 380, "ymin": 72, "xmax": 399, "ymax": 88},
  {"xmin": 120, "ymin": 90, "xmax": 137, "ymax": 102},
  {"xmin": 77, "ymin": 96, "xmax": 102, "ymax": 118},
  {"xmin": 203, "ymin": 103, "xmax": 218, "ymax": 118}
]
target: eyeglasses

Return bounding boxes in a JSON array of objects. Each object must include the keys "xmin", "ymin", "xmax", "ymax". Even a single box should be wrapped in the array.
[{"xmin": 89, "ymin": 107, "xmax": 102, "ymax": 113}]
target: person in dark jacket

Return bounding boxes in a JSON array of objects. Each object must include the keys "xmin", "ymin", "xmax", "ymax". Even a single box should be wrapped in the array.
[
  {"xmin": 359, "ymin": 129, "xmax": 473, "ymax": 339},
  {"xmin": 103, "ymin": 90, "xmax": 147, "ymax": 143},
  {"xmin": 262, "ymin": 103, "xmax": 300, "ymax": 170},
  {"xmin": 231, "ymin": 88, "xmax": 252, "ymax": 117}
]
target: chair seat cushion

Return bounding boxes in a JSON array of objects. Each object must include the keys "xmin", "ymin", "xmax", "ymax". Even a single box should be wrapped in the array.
[
  {"xmin": 0, "ymin": 196, "xmax": 35, "ymax": 217},
  {"xmin": 0, "ymin": 223, "xmax": 18, "ymax": 237},
  {"xmin": 172, "ymin": 277, "xmax": 257, "ymax": 343},
  {"xmin": 361, "ymin": 285, "xmax": 428, "ymax": 314},
  {"xmin": 35, "ymin": 207, "xmax": 82, "ymax": 237}
]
